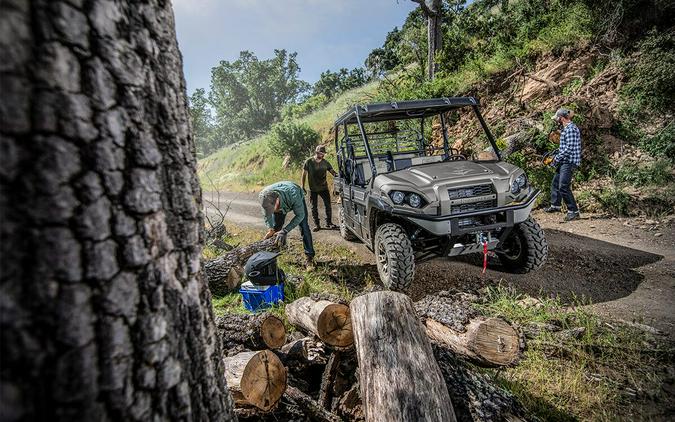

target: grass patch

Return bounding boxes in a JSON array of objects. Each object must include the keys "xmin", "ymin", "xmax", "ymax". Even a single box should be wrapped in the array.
[{"xmin": 477, "ymin": 285, "xmax": 671, "ymax": 421}]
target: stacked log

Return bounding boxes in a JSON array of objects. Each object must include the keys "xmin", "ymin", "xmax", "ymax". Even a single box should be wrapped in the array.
[
  {"xmin": 215, "ymin": 312, "xmax": 287, "ymax": 352},
  {"xmin": 286, "ymin": 296, "xmax": 353, "ymax": 348},
  {"xmin": 224, "ymin": 350, "xmax": 287, "ymax": 412}
]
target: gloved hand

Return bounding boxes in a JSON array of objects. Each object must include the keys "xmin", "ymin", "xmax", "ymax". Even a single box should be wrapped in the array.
[
  {"xmin": 274, "ymin": 229, "xmax": 288, "ymax": 247},
  {"xmin": 263, "ymin": 228, "xmax": 277, "ymax": 240}
]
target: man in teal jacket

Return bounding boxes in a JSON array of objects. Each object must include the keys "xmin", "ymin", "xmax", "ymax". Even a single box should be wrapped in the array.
[{"xmin": 259, "ymin": 181, "xmax": 315, "ymax": 266}]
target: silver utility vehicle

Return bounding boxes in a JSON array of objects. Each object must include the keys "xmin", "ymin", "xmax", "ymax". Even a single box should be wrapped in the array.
[{"xmin": 333, "ymin": 97, "xmax": 548, "ymax": 290}]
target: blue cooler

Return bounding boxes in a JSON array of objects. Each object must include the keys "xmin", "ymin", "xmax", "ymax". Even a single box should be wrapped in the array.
[{"xmin": 239, "ymin": 280, "xmax": 285, "ymax": 312}]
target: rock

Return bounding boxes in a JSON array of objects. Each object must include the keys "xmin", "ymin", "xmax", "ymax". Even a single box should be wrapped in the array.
[
  {"xmin": 645, "ymin": 219, "xmax": 657, "ymax": 225},
  {"xmin": 654, "ymin": 233, "xmax": 663, "ymax": 237},
  {"xmin": 516, "ymin": 297, "xmax": 542, "ymax": 308},
  {"xmin": 556, "ymin": 327, "xmax": 586, "ymax": 341}
]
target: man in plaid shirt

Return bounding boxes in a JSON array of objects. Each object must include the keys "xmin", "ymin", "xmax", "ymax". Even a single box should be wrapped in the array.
[{"xmin": 545, "ymin": 108, "xmax": 582, "ymax": 221}]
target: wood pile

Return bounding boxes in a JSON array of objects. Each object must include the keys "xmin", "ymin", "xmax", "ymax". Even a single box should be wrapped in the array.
[{"xmin": 218, "ymin": 290, "xmax": 533, "ymax": 421}]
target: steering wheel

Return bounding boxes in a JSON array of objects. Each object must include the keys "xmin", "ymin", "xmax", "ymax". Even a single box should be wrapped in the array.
[{"xmin": 444, "ymin": 148, "xmax": 467, "ymax": 161}]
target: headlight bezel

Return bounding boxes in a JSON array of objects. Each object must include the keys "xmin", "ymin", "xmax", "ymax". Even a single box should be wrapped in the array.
[
  {"xmin": 511, "ymin": 173, "xmax": 528, "ymax": 194},
  {"xmin": 388, "ymin": 190, "xmax": 427, "ymax": 208}
]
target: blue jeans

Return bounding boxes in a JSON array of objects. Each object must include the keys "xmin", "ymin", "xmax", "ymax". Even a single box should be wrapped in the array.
[
  {"xmin": 551, "ymin": 163, "xmax": 579, "ymax": 212},
  {"xmin": 273, "ymin": 201, "xmax": 315, "ymax": 257}
]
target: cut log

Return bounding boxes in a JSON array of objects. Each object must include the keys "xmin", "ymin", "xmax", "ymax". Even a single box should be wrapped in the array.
[
  {"xmin": 224, "ymin": 350, "xmax": 287, "ymax": 412},
  {"xmin": 216, "ymin": 312, "xmax": 287, "ymax": 352},
  {"xmin": 205, "ymin": 238, "xmax": 278, "ymax": 295},
  {"xmin": 416, "ymin": 291, "xmax": 523, "ymax": 367},
  {"xmin": 286, "ymin": 297, "xmax": 353, "ymax": 348},
  {"xmin": 424, "ymin": 317, "xmax": 521, "ymax": 367},
  {"xmin": 350, "ymin": 291, "xmax": 456, "ymax": 422},
  {"xmin": 285, "ymin": 386, "xmax": 342, "ymax": 422}
]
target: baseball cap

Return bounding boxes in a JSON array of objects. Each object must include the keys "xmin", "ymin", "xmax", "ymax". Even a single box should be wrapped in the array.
[
  {"xmin": 551, "ymin": 108, "xmax": 571, "ymax": 120},
  {"xmin": 315, "ymin": 145, "xmax": 327, "ymax": 154}
]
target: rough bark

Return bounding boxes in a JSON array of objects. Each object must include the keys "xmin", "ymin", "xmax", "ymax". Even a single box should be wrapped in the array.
[
  {"xmin": 0, "ymin": 1, "xmax": 234, "ymax": 420},
  {"xmin": 204, "ymin": 237, "xmax": 278, "ymax": 295},
  {"xmin": 285, "ymin": 297, "xmax": 354, "ymax": 348},
  {"xmin": 224, "ymin": 350, "xmax": 287, "ymax": 412},
  {"xmin": 350, "ymin": 291, "xmax": 457, "ymax": 422},
  {"xmin": 215, "ymin": 312, "xmax": 287, "ymax": 352}
]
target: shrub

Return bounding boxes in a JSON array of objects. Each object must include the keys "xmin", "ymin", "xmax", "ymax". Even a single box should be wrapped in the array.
[
  {"xmin": 268, "ymin": 121, "xmax": 321, "ymax": 166},
  {"xmin": 614, "ymin": 159, "xmax": 674, "ymax": 187},
  {"xmin": 592, "ymin": 186, "xmax": 631, "ymax": 216}
]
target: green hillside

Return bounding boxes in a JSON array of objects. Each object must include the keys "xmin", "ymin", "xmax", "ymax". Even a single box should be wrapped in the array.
[{"xmin": 198, "ymin": 80, "xmax": 380, "ymax": 191}]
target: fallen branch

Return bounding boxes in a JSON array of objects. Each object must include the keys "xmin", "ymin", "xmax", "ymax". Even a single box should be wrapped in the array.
[{"xmin": 285, "ymin": 386, "xmax": 342, "ymax": 422}]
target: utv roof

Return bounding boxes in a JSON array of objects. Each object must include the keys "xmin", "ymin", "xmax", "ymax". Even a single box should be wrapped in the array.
[{"xmin": 334, "ymin": 97, "xmax": 479, "ymax": 126}]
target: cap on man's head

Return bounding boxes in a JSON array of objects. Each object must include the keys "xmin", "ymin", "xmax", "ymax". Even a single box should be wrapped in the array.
[
  {"xmin": 315, "ymin": 145, "xmax": 327, "ymax": 154},
  {"xmin": 551, "ymin": 108, "xmax": 572, "ymax": 120},
  {"xmin": 259, "ymin": 189, "xmax": 279, "ymax": 218}
]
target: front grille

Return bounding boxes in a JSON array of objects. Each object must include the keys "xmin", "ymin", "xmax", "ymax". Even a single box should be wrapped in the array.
[
  {"xmin": 448, "ymin": 184, "xmax": 494, "ymax": 199},
  {"xmin": 451, "ymin": 200, "xmax": 496, "ymax": 214}
]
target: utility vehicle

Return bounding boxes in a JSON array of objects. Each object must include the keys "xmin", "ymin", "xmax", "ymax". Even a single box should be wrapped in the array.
[{"xmin": 333, "ymin": 97, "xmax": 547, "ymax": 290}]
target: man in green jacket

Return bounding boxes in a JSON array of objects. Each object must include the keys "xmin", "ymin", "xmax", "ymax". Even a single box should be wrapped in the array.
[{"xmin": 259, "ymin": 181, "xmax": 315, "ymax": 266}]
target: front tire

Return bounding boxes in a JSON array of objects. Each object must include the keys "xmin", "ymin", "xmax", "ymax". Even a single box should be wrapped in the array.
[
  {"xmin": 496, "ymin": 216, "xmax": 548, "ymax": 273},
  {"xmin": 374, "ymin": 223, "xmax": 415, "ymax": 291}
]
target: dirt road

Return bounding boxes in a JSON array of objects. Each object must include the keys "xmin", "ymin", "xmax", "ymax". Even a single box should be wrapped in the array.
[{"xmin": 204, "ymin": 190, "xmax": 675, "ymax": 337}]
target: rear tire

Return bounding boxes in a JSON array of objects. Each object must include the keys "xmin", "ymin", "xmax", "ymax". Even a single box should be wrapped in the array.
[
  {"xmin": 497, "ymin": 216, "xmax": 548, "ymax": 273},
  {"xmin": 374, "ymin": 223, "xmax": 415, "ymax": 291},
  {"xmin": 338, "ymin": 206, "xmax": 357, "ymax": 241}
]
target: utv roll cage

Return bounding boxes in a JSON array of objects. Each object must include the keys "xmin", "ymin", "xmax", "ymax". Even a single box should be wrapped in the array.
[{"xmin": 333, "ymin": 97, "xmax": 501, "ymax": 185}]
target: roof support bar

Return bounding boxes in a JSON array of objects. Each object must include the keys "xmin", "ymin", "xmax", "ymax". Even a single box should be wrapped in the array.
[
  {"xmin": 439, "ymin": 112, "xmax": 450, "ymax": 158},
  {"xmin": 354, "ymin": 106, "xmax": 377, "ymax": 179},
  {"xmin": 472, "ymin": 105, "xmax": 502, "ymax": 161}
]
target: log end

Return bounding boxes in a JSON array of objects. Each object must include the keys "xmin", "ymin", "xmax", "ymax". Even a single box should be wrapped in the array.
[
  {"xmin": 260, "ymin": 315, "xmax": 287, "ymax": 349},
  {"xmin": 317, "ymin": 303, "xmax": 353, "ymax": 348},
  {"xmin": 241, "ymin": 350, "xmax": 287, "ymax": 411},
  {"xmin": 471, "ymin": 318, "xmax": 521, "ymax": 366}
]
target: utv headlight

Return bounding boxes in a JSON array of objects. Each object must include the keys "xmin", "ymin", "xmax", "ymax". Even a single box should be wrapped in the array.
[
  {"xmin": 390, "ymin": 191, "xmax": 405, "ymax": 205},
  {"xmin": 408, "ymin": 193, "xmax": 422, "ymax": 208},
  {"xmin": 511, "ymin": 174, "xmax": 527, "ymax": 194}
]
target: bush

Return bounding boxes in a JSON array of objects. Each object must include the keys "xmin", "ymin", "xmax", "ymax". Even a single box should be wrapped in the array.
[
  {"xmin": 592, "ymin": 186, "xmax": 631, "ymax": 216},
  {"xmin": 268, "ymin": 121, "xmax": 321, "ymax": 166},
  {"xmin": 614, "ymin": 159, "xmax": 674, "ymax": 187}
]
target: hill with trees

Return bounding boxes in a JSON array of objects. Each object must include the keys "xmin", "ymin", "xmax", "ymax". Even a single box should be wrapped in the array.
[{"xmin": 196, "ymin": 0, "xmax": 674, "ymax": 216}]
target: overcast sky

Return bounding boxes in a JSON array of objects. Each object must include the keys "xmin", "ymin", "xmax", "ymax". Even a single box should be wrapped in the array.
[{"xmin": 172, "ymin": 0, "xmax": 417, "ymax": 95}]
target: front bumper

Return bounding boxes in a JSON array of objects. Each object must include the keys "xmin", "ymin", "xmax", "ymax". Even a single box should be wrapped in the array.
[{"xmin": 402, "ymin": 189, "xmax": 540, "ymax": 236}]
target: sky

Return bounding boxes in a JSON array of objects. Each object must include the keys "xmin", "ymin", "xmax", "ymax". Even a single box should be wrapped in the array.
[{"xmin": 172, "ymin": 0, "xmax": 417, "ymax": 95}]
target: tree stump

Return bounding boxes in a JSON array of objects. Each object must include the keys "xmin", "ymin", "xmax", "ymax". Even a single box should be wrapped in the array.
[
  {"xmin": 286, "ymin": 297, "xmax": 353, "ymax": 348},
  {"xmin": 224, "ymin": 350, "xmax": 287, "ymax": 412},
  {"xmin": 350, "ymin": 291, "xmax": 456, "ymax": 422},
  {"xmin": 216, "ymin": 312, "xmax": 287, "ymax": 352}
]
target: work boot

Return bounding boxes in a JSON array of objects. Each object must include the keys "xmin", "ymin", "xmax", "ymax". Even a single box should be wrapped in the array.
[
  {"xmin": 305, "ymin": 255, "xmax": 315, "ymax": 270},
  {"xmin": 564, "ymin": 211, "xmax": 580, "ymax": 221},
  {"xmin": 325, "ymin": 222, "xmax": 338, "ymax": 230},
  {"xmin": 544, "ymin": 205, "xmax": 562, "ymax": 213},
  {"xmin": 312, "ymin": 225, "xmax": 321, "ymax": 232}
]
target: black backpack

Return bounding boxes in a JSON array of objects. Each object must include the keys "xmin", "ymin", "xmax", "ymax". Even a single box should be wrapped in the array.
[{"xmin": 244, "ymin": 251, "xmax": 285, "ymax": 285}]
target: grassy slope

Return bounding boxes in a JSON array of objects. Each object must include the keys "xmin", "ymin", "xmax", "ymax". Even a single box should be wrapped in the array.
[{"xmin": 198, "ymin": 81, "xmax": 381, "ymax": 192}]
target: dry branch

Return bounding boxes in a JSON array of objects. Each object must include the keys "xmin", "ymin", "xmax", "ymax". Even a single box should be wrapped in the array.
[{"xmin": 285, "ymin": 386, "xmax": 342, "ymax": 422}]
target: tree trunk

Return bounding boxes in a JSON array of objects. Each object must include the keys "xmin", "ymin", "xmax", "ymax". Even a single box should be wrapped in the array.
[
  {"xmin": 286, "ymin": 297, "xmax": 354, "ymax": 348},
  {"xmin": 424, "ymin": 317, "xmax": 522, "ymax": 367},
  {"xmin": 224, "ymin": 350, "xmax": 287, "ymax": 412},
  {"xmin": 413, "ymin": 0, "xmax": 443, "ymax": 79},
  {"xmin": 0, "ymin": 1, "xmax": 234, "ymax": 420},
  {"xmin": 350, "ymin": 291, "xmax": 456, "ymax": 422},
  {"xmin": 204, "ymin": 237, "xmax": 278, "ymax": 295},
  {"xmin": 216, "ymin": 312, "xmax": 287, "ymax": 352}
]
